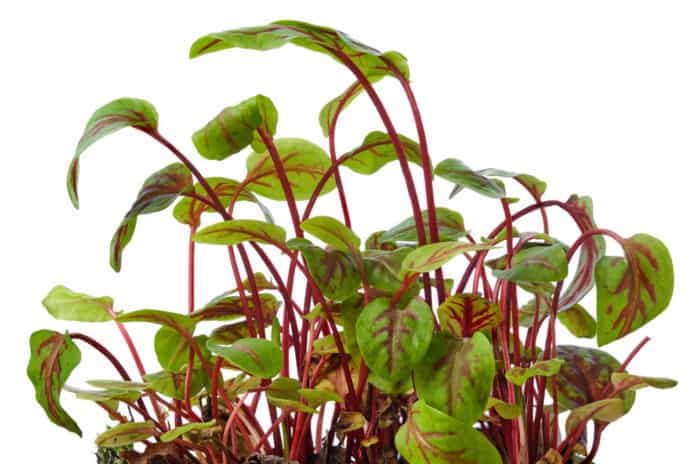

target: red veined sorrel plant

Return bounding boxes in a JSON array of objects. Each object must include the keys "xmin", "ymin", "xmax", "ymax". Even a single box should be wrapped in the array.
[{"xmin": 27, "ymin": 20, "xmax": 677, "ymax": 464}]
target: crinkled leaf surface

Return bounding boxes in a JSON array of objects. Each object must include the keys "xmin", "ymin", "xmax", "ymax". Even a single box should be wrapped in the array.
[
  {"xmin": 356, "ymin": 297, "xmax": 433, "ymax": 381},
  {"xmin": 27, "ymin": 330, "xmax": 82, "ymax": 436},
  {"xmin": 414, "ymin": 332, "xmax": 495, "ymax": 425},
  {"xmin": 42, "ymin": 285, "xmax": 114, "ymax": 322},
  {"xmin": 438, "ymin": 293, "xmax": 502, "ymax": 337},
  {"xmin": 595, "ymin": 233, "xmax": 673, "ymax": 346}
]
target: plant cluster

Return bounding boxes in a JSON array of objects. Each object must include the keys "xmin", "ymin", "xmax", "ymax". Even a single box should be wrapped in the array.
[{"xmin": 28, "ymin": 20, "xmax": 676, "ymax": 464}]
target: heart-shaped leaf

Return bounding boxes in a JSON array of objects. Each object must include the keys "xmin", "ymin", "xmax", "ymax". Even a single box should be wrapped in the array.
[
  {"xmin": 192, "ymin": 95, "xmax": 277, "ymax": 160},
  {"xmin": 173, "ymin": 177, "xmax": 273, "ymax": 227},
  {"xmin": 558, "ymin": 304, "xmax": 597, "ymax": 338},
  {"xmin": 160, "ymin": 420, "xmax": 217, "ymax": 443},
  {"xmin": 595, "ymin": 233, "xmax": 673, "ymax": 346},
  {"xmin": 414, "ymin": 332, "xmax": 495, "ymax": 425},
  {"xmin": 356, "ymin": 297, "xmax": 434, "ymax": 381},
  {"xmin": 434, "ymin": 159, "xmax": 507, "ymax": 199},
  {"xmin": 27, "ymin": 330, "xmax": 82, "ymax": 436},
  {"xmin": 245, "ymin": 138, "xmax": 336, "ymax": 201},
  {"xmin": 341, "ymin": 131, "xmax": 422, "ymax": 175},
  {"xmin": 95, "ymin": 421, "xmax": 157, "ymax": 448},
  {"xmin": 395, "ymin": 400, "xmax": 502, "ymax": 464},
  {"xmin": 68, "ymin": 98, "xmax": 158, "ymax": 208},
  {"xmin": 400, "ymin": 242, "xmax": 493, "ymax": 278},
  {"xmin": 111, "ymin": 163, "xmax": 193, "ymax": 271},
  {"xmin": 438, "ymin": 293, "xmax": 502, "ymax": 337},
  {"xmin": 194, "ymin": 219, "xmax": 287, "ymax": 247},
  {"xmin": 505, "ymin": 359, "xmax": 564, "ymax": 386},
  {"xmin": 207, "ymin": 337, "xmax": 282, "ymax": 378},
  {"xmin": 492, "ymin": 244, "xmax": 568, "ymax": 282},
  {"xmin": 154, "ymin": 328, "xmax": 210, "ymax": 372},
  {"xmin": 288, "ymin": 238, "xmax": 361, "ymax": 301},
  {"xmin": 301, "ymin": 216, "xmax": 360, "ymax": 253},
  {"xmin": 380, "ymin": 208, "xmax": 466, "ymax": 244},
  {"xmin": 42, "ymin": 285, "xmax": 114, "ymax": 323}
]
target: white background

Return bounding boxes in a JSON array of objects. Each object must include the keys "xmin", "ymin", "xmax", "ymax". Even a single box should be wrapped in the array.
[{"xmin": 2, "ymin": 1, "xmax": 694, "ymax": 462}]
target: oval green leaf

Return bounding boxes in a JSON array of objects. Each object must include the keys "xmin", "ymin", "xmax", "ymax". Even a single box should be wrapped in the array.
[
  {"xmin": 380, "ymin": 208, "xmax": 466, "ymax": 244},
  {"xmin": 206, "ymin": 337, "xmax": 282, "ymax": 378},
  {"xmin": 95, "ymin": 421, "xmax": 157, "ymax": 447},
  {"xmin": 194, "ymin": 219, "xmax": 286, "ymax": 247},
  {"xmin": 42, "ymin": 285, "xmax": 114, "ymax": 323},
  {"xmin": 438, "ymin": 293, "xmax": 502, "ymax": 337}
]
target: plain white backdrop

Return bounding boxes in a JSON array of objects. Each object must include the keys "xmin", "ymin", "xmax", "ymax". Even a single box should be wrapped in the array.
[{"xmin": 2, "ymin": 1, "xmax": 694, "ymax": 462}]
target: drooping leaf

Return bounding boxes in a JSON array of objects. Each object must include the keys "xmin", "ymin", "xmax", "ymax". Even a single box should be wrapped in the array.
[
  {"xmin": 555, "ymin": 345, "xmax": 635, "ymax": 411},
  {"xmin": 173, "ymin": 177, "xmax": 273, "ymax": 227},
  {"xmin": 117, "ymin": 309, "xmax": 195, "ymax": 333},
  {"xmin": 206, "ymin": 337, "xmax": 282, "ymax": 378},
  {"xmin": 505, "ymin": 359, "xmax": 564, "ymax": 386},
  {"xmin": 110, "ymin": 163, "xmax": 193, "ymax": 271},
  {"xmin": 287, "ymin": 238, "xmax": 361, "ymax": 301},
  {"xmin": 558, "ymin": 304, "xmax": 597, "ymax": 338},
  {"xmin": 380, "ymin": 208, "xmax": 466, "ymax": 244},
  {"xmin": 414, "ymin": 332, "xmax": 495, "ymax": 425},
  {"xmin": 65, "ymin": 385, "xmax": 141, "ymax": 403},
  {"xmin": 477, "ymin": 168, "xmax": 547, "ymax": 199},
  {"xmin": 193, "ymin": 219, "xmax": 287, "ymax": 246},
  {"xmin": 595, "ymin": 233, "xmax": 674, "ymax": 346},
  {"xmin": 160, "ymin": 420, "xmax": 217, "ymax": 442},
  {"xmin": 336, "ymin": 411, "xmax": 367, "ymax": 437},
  {"xmin": 68, "ymin": 98, "xmax": 158, "ymax": 208},
  {"xmin": 154, "ymin": 328, "xmax": 209, "ymax": 371},
  {"xmin": 363, "ymin": 248, "xmax": 413, "ymax": 294},
  {"xmin": 342, "ymin": 131, "xmax": 422, "ymax": 175},
  {"xmin": 610, "ymin": 373, "xmax": 678, "ymax": 391},
  {"xmin": 400, "ymin": 242, "xmax": 493, "ymax": 278},
  {"xmin": 95, "ymin": 421, "xmax": 157, "ymax": 448},
  {"xmin": 245, "ymin": 138, "xmax": 336, "ymax": 201},
  {"xmin": 319, "ymin": 50, "xmax": 409, "ymax": 136},
  {"xmin": 42, "ymin": 285, "xmax": 114, "ymax": 323},
  {"xmin": 492, "ymin": 244, "xmax": 568, "ymax": 282},
  {"xmin": 565, "ymin": 398, "xmax": 627, "ymax": 436},
  {"xmin": 190, "ymin": 20, "xmax": 404, "ymax": 80},
  {"xmin": 191, "ymin": 292, "xmax": 279, "ymax": 323},
  {"xmin": 558, "ymin": 195, "xmax": 606, "ymax": 311},
  {"xmin": 192, "ymin": 95, "xmax": 277, "ymax": 161},
  {"xmin": 27, "ymin": 330, "xmax": 82, "ymax": 436},
  {"xmin": 87, "ymin": 380, "xmax": 146, "ymax": 391},
  {"xmin": 395, "ymin": 400, "xmax": 502, "ymax": 464},
  {"xmin": 144, "ymin": 369, "xmax": 206, "ymax": 400},
  {"xmin": 434, "ymin": 159, "xmax": 506, "ymax": 199},
  {"xmin": 356, "ymin": 297, "xmax": 434, "ymax": 381},
  {"xmin": 485, "ymin": 398, "xmax": 522, "ymax": 419},
  {"xmin": 301, "ymin": 216, "xmax": 360, "ymax": 253},
  {"xmin": 438, "ymin": 293, "xmax": 502, "ymax": 337}
]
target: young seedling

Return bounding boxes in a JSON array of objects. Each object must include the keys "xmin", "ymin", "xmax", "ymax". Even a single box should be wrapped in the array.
[{"xmin": 28, "ymin": 20, "xmax": 676, "ymax": 464}]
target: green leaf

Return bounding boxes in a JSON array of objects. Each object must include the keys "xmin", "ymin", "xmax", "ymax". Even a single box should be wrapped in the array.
[
  {"xmin": 558, "ymin": 304, "xmax": 597, "ymax": 338},
  {"xmin": 65, "ymin": 385, "xmax": 141, "ymax": 403},
  {"xmin": 356, "ymin": 297, "xmax": 434, "ymax": 381},
  {"xmin": 27, "ymin": 330, "xmax": 82, "ymax": 436},
  {"xmin": 192, "ymin": 95, "xmax": 277, "ymax": 161},
  {"xmin": 595, "ymin": 233, "xmax": 674, "ymax": 346},
  {"xmin": 194, "ymin": 219, "xmax": 286, "ymax": 246},
  {"xmin": 611, "ymin": 373, "xmax": 678, "ymax": 391},
  {"xmin": 559, "ymin": 195, "xmax": 606, "ymax": 311},
  {"xmin": 144, "ymin": 369, "xmax": 206, "ymax": 400},
  {"xmin": 208, "ymin": 321, "xmax": 254, "ymax": 345},
  {"xmin": 206, "ymin": 337, "xmax": 282, "ymax": 378},
  {"xmin": 95, "ymin": 421, "xmax": 157, "ymax": 448},
  {"xmin": 42, "ymin": 285, "xmax": 114, "ymax": 323},
  {"xmin": 288, "ymin": 238, "xmax": 361, "ymax": 301},
  {"xmin": 438, "ymin": 293, "xmax": 502, "ymax": 337},
  {"xmin": 565, "ymin": 398, "xmax": 627, "ymax": 436},
  {"xmin": 477, "ymin": 168, "xmax": 547, "ymax": 199},
  {"xmin": 160, "ymin": 420, "xmax": 217, "ymax": 442},
  {"xmin": 380, "ymin": 208, "xmax": 466, "ymax": 244},
  {"xmin": 117, "ymin": 309, "xmax": 195, "ymax": 333},
  {"xmin": 68, "ymin": 98, "xmax": 158, "ymax": 208},
  {"xmin": 154, "ymin": 328, "xmax": 209, "ymax": 371},
  {"xmin": 87, "ymin": 379, "xmax": 146, "ymax": 391},
  {"xmin": 245, "ymin": 138, "xmax": 336, "ymax": 201},
  {"xmin": 505, "ymin": 359, "xmax": 564, "ymax": 386},
  {"xmin": 486, "ymin": 398, "xmax": 522, "ymax": 419},
  {"xmin": 555, "ymin": 345, "xmax": 635, "ymax": 411},
  {"xmin": 492, "ymin": 244, "xmax": 568, "ymax": 282},
  {"xmin": 434, "ymin": 159, "xmax": 506, "ymax": 199},
  {"xmin": 265, "ymin": 377, "xmax": 336, "ymax": 413},
  {"xmin": 173, "ymin": 177, "xmax": 273, "ymax": 227},
  {"xmin": 191, "ymin": 292, "xmax": 279, "ymax": 323},
  {"xmin": 190, "ymin": 20, "xmax": 403, "ymax": 80},
  {"xmin": 110, "ymin": 163, "xmax": 193, "ymax": 271},
  {"xmin": 301, "ymin": 216, "xmax": 360, "ymax": 253},
  {"xmin": 414, "ymin": 332, "xmax": 495, "ymax": 425},
  {"xmin": 395, "ymin": 400, "xmax": 502, "ymax": 464},
  {"xmin": 363, "ymin": 248, "xmax": 413, "ymax": 294},
  {"xmin": 400, "ymin": 242, "xmax": 493, "ymax": 278},
  {"xmin": 341, "ymin": 131, "xmax": 422, "ymax": 174}
]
